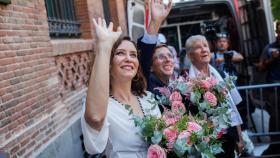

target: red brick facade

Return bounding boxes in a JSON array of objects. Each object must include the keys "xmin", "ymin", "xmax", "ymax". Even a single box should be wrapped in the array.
[{"xmin": 0, "ymin": 0, "xmax": 128, "ymax": 157}]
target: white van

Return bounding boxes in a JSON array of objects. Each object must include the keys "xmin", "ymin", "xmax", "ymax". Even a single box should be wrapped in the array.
[{"xmin": 127, "ymin": 0, "xmax": 275, "ymax": 84}]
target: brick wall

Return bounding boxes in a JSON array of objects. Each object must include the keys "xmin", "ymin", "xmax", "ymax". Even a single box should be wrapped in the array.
[
  {"xmin": 0, "ymin": 0, "xmax": 62, "ymax": 157},
  {"xmin": 108, "ymin": 0, "xmax": 128, "ymax": 35},
  {"xmin": 0, "ymin": 0, "xmax": 128, "ymax": 157}
]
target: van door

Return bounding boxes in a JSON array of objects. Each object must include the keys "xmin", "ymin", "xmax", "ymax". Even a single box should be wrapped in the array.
[{"xmin": 127, "ymin": 0, "xmax": 145, "ymax": 41}]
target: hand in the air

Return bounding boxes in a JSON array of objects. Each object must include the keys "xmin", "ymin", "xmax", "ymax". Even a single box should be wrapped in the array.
[
  {"xmin": 272, "ymin": 50, "xmax": 280, "ymax": 59},
  {"xmin": 93, "ymin": 18, "xmax": 122, "ymax": 46},
  {"xmin": 150, "ymin": 0, "xmax": 172, "ymax": 23}
]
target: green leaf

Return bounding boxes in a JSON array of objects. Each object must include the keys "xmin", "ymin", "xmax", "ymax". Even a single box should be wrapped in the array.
[
  {"xmin": 177, "ymin": 82, "xmax": 188, "ymax": 94},
  {"xmin": 199, "ymin": 101, "xmax": 210, "ymax": 110},
  {"xmin": 201, "ymin": 149, "xmax": 216, "ymax": 158},
  {"xmin": 272, "ymin": 0, "xmax": 280, "ymax": 20},
  {"xmin": 151, "ymin": 131, "xmax": 163, "ymax": 144},
  {"xmin": 133, "ymin": 116, "xmax": 143, "ymax": 127},
  {"xmin": 173, "ymin": 138, "xmax": 189, "ymax": 157},
  {"xmin": 190, "ymin": 92, "xmax": 201, "ymax": 104},
  {"xmin": 175, "ymin": 115, "xmax": 188, "ymax": 132},
  {"xmin": 124, "ymin": 104, "xmax": 133, "ymax": 115},
  {"xmin": 209, "ymin": 143, "xmax": 223, "ymax": 155}
]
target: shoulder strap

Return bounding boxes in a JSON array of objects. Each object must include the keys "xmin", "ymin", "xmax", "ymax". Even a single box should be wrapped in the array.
[
  {"xmin": 217, "ymin": 69, "xmax": 226, "ymax": 78},
  {"xmin": 214, "ymin": 52, "xmax": 217, "ymax": 59}
]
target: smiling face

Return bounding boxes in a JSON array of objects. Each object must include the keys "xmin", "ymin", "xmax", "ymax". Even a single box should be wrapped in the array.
[
  {"xmin": 151, "ymin": 46, "xmax": 174, "ymax": 82},
  {"xmin": 188, "ymin": 39, "xmax": 211, "ymax": 67},
  {"xmin": 110, "ymin": 40, "xmax": 139, "ymax": 82}
]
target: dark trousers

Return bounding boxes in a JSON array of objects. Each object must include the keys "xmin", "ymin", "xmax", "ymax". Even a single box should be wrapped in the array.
[{"xmin": 216, "ymin": 127, "xmax": 238, "ymax": 158}]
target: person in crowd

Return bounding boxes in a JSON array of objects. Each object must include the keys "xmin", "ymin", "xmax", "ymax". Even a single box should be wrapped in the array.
[
  {"xmin": 261, "ymin": 21, "xmax": 280, "ymax": 83},
  {"xmin": 211, "ymin": 32, "xmax": 244, "ymax": 77},
  {"xmin": 185, "ymin": 35, "xmax": 244, "ymax": 158},
  {"xmin": 137, "ymin": 0, "xmax": 174, "ymax": 99},
  {"xmin": 81, "ymin": 18, "xmax": 161, "ymax": 158},
  {"xmin": 157, "ymin": 33, "xmax": 180, "ymax": 77},
  {"xmin": 259, "ymin": 21, "xmax": 280, "ymax": 134}
]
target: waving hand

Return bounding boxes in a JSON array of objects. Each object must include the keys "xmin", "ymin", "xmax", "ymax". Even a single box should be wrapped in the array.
[
  {"xmin": 147, "ymin": 0, "xmax": 172, "ymax": 34},
  {"xmin": 93, "ymin": 18, "xmax": 122, "ymax": 49},
  {"xmin": 151, "ymin": 0, "xmax": 172, "ymax": 23}
]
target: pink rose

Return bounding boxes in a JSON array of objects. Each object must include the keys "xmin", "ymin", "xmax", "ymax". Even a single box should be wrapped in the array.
[
  {"xmin": 178, "ymin": 130, "xmax": 191, "ymax": 145},
  {"xmin": 163, "ymin": 111, "xmax": 180, "ymax": 126},
  {"xmin": 208, "ymin": 76, "xmax": 219, "ymax": 87},
  {"xmin": 171, "ymin": 101, "xmax": 186, "ymax": 114},
  {"xmin": 203, "ymin": 136, "xmax": 210, "ymax": 143},
  {"xmin": 164, "ymin": 118, "xmax": 177, "ymax": 126},
  {"xmin": 199, "ymin": 80, "xmax": 211, "ymax": 90},
  {"xmin": 203, "ymin": 91, "xmax": 217, "ymax": 106},
  {"xmin": 187, "ymin": 122, "xmax": 202, "ymax": 132},
  {"xmin": 147, "ymin": 144, "xmax": 166, "ymax": 158},
  {"xmin": 169, "ymin": 91, "xmax": 182, "ymax": 102},
  {"xmin": 163, "ymin": 128, "xmax": 178, "ymax": 148}
]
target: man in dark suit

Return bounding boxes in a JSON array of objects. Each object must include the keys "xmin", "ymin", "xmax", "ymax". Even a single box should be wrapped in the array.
[{"xmin": 137, "ymin": 0, "xmax": 174, "ymax": 99}]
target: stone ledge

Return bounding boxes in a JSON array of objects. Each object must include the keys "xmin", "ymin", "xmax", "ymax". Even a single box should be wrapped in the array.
[
  {"xmin": 0, "ymin": 88, "xmax": 87, "ymax": 157},
  {"xmin": 50, "ymin": 39, "xmax": 95, "ymax": 56}
]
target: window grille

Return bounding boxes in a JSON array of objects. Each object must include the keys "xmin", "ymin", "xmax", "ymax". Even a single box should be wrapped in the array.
[
  {"xmin": 0, "ymin": 0, "xmax": 11, "ymax": 4},
  {"xmin": 45, "ymin": 0, "xmax": 80, "ymax": 37}
]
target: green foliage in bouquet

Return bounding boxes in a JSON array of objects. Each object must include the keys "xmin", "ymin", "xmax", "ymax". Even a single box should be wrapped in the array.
[{"xmin": 129, "ymin": 75, "xmax": 237, "ymax": 158}]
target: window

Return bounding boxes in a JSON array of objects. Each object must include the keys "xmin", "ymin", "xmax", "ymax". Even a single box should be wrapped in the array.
[
  {"xmin": 127, "ymin": 0, "xmax": 145, "ymax": 42},
  {"xmin": 0, "ymin": 0, "xmax": 11, "ymax": 4},
  {"xmin": 102, "ymin": 0, "xmax": 111, "ymax": 25},
  {"xmin": 45, "ymin": 0, "xmax": 80, "ymax": 38}
]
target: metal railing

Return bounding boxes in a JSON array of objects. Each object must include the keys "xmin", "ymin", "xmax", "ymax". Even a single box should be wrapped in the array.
[
  {"xmin": 45, "ymin": 0, "xmax": 80, "ymax": 37},
  {"xmin": 237, "ymin": 83, "xmax": 280, "ymax": 140}
]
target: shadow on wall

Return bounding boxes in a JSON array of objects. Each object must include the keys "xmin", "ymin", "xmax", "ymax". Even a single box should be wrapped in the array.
[{"xmin": 37, "ymin": 119, "xmax": 84, "ymax": 158}]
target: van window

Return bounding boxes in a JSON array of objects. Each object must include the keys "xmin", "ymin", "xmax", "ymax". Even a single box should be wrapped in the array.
[{"xmin": 127, "ymin": 0, "xmax": 145, "ymax": 42}]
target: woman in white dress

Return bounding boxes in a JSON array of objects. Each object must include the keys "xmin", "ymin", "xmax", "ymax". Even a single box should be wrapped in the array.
[{"xmin": 81, "ymin": 18, "xmax": 161, "ymax": 158}]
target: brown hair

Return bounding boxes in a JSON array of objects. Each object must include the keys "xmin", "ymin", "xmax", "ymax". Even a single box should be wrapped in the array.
[
  {"xmin": 276, "ymin": 21, "xmax": 280, "ymax": 31},
  {"xmin": 110, "ymin": 36, "xmax": 147, "ymax": 97}
]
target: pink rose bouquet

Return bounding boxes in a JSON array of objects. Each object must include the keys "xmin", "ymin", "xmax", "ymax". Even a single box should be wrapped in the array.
[{"xmin": 132, "ymin": 75, "xmax": 235, "ymax": 157}]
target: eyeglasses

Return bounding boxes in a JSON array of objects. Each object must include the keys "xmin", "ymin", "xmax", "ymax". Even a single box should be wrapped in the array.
[
  {"xmin": 154, "ymin": 52, "xmax": 174, "ymax": 61},
  {"xmin": 216, "ymin": 33, "xmax": 228, "ymax": 38}
]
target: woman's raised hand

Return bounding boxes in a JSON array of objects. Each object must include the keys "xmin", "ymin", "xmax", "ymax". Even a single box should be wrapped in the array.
[
  {"xmin": 85, "ymin": 18, "xmax": 121, "ymax": 130},
  {"xmin": 93, "ymin": 18, "xmax": 122, "ymax": 47}
]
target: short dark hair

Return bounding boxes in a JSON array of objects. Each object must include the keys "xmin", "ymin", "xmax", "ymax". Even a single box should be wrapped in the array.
[{"xmin": 110, "ymin": 36, "xmax": 147, "ymax": 97}]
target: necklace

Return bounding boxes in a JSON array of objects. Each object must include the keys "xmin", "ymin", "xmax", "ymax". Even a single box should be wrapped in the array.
[{"xmin": 109, "ymin": 94, "xmax": 146, "ymax": 117}]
